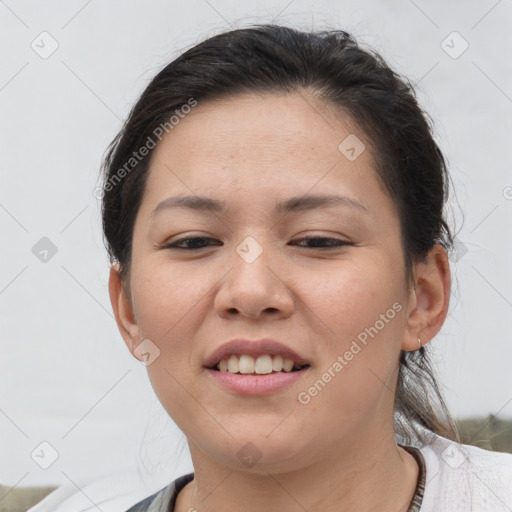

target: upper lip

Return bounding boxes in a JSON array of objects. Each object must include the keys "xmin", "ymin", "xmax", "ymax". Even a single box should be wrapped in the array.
[{"xmin": 203, "ymin": 338, "xmax": 310, "ymax": 369}]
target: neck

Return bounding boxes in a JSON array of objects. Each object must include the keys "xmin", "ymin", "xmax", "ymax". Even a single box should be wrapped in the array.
[{"xmin": 175, "ymin": 423, "xmax": 419, "ymax": 512}]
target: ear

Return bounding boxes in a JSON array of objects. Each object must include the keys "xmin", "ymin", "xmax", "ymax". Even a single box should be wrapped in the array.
[
  {"xmin": 108, "ymin": 265, "xmax": 141, "ymax": 358},
  {"xmin": 402, "ymin": 243, "xmax": 451, "ymax": 351}
]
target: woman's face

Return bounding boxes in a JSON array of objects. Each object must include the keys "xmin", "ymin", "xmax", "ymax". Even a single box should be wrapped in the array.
[{"xmin": 116, "ymin": 92, "xmax": 418, "ymax": 472}]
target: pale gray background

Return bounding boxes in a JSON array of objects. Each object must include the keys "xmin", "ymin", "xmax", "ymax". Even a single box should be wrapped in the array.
[{"xmin": 1, "ymin": 0, "xmax": 511, "ymax": 488}]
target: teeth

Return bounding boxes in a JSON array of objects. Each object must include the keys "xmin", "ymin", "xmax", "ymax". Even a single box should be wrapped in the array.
[
  {"xmin": 216, "ymin": 354, "xmax": 304, "ymax": 374},
  {"xmin": 272, "ymin": 355, "xmax": 283, "ymax": 371},
  {"xmin": 254, "ymin": 355, "xmax": 273, "ymax": 374},
  {"xmin": 239, "ymin": 354, "xmax": 255, "ymax": 374},
  {"xmin": 283, "ymin": 358, "xmax": 294, "ymax": 372},
  {"xmin": 227, "ymin": 355, "xmax": 239, "ymax": 373}
]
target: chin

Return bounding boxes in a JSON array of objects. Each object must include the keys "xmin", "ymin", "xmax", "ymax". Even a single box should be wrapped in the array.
[{"xmin": 199, "ymin": 429, "xmax": 309, "ymax": 474}]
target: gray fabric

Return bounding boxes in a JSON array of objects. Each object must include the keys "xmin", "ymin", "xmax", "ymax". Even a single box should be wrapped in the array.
[{"xmin": 125, "ymin": 474, "xmax": 194, "ymax": 512}]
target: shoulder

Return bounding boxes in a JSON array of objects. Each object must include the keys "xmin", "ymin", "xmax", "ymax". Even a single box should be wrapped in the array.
[
  {"xmin": 417, "ymin": 431, "xmax": 512, "ymax": 512},
  {"xmin": 125, "ymin": 473, "xmax": 194, "ymax": 512},
  {"xmin": 26, "ymin": 469, "xmax": 188, "ymax": 512}
]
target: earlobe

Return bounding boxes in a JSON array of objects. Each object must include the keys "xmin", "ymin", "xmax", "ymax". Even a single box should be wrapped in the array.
[
  {"xmin": 402, "ymin": 244, "xmax": 451, "ymax": 352},
  {"xmin": 108, "ymin": 265, "xmax": 140, "ymax": 355}
]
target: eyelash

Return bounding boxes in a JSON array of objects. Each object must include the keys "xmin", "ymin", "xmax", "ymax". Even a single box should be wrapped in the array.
[{"xmin": 162, "ymin": 236, "xmax": 352, "ymax": 251}]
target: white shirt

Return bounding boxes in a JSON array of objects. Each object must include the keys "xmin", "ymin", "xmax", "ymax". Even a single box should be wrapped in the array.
[{"xmin": 418, "ymin": 431, "xmax": 512, "ymax": 511}]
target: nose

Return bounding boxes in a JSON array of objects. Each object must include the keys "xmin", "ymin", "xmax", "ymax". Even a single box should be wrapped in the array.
[{"xmin": 213, "ymin": 247, "xmax": 294, "ymax": 321}]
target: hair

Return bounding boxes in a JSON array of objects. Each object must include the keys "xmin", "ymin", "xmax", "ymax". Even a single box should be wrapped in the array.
[{"xmin": 100, "ymin": 23, "xmax": 461, "ymax": 445}]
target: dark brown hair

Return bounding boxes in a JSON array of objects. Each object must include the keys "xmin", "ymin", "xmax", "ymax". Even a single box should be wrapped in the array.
[{"xmin": 100, "ymin": 24, "xmax": 460, "ymax": 445}]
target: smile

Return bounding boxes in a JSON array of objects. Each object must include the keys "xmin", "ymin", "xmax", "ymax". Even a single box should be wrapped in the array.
[{"xmin": 213, "ymin": 354, "xmax": 309, "ymax": 374}]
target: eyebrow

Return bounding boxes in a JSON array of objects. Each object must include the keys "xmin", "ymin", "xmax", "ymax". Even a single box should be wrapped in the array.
[{"xmin": 150, "ymin": 193, "xmax": 369, "ymax": 219}]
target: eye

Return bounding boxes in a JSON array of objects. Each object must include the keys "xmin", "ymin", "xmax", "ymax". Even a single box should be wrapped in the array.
[
  {"xmin": 292, "ymin": 237, "xmax": 352, "ymax": 249},
  {"xmin": 163, "ymin": 236, "xmax": 222, "ymax": 250},
  {"xmin": 161, "ymin": 236, "xmax": 352, "ymax": 251}
]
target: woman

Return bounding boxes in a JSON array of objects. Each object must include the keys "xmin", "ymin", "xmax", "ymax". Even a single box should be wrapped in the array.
[{"xmin": 37, "ymin": 24, "xmax": 512, "ymax": 512}]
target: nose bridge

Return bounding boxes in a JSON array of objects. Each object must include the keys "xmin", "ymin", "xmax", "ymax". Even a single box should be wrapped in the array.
[
  {"xmin": 214, "ymin": 234, "xmax": 293, "ymax": 318},
  {"xmin": 231, "ymin": 234, "xmax": 278, "ymax": 293}
]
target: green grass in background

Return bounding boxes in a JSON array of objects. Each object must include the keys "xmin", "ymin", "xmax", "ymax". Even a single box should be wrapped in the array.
[
  {"xmin": 0, "ymin": 485, "xmax": 56, "ymax": 512},
  {"xmin": 456, "ymin": 415, "xmax": 512, "ymax": 453}
]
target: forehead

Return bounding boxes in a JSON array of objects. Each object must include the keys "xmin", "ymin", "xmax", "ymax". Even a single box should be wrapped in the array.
[
  {"xmin": 139, "ymin": 91, "xmax": 390, "ymax": 217},
  {"xmin": 153, "ymin": 91, "xmax": 364, "ymax": 159}
]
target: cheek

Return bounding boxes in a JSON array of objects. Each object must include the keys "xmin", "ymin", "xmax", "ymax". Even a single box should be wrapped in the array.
[
  {"xmin": 133, "ymin": 260, "xmax": 205, "ymax": 331},
  {"xmin": 297, "ymin": 263, "xmax": 405, "ymax": 427},
  {"xmin": 130, "ymin": 265, "xmax": 209, "ymax": 431},
  {"xmin": 307, "ymin": 258, "xmax": 404, "ymax": 341}
]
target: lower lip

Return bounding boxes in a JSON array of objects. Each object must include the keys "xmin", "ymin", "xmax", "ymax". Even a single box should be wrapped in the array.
[{"xmin": 205, "ymin": 368, "xmax": 309, "ymax": 395}]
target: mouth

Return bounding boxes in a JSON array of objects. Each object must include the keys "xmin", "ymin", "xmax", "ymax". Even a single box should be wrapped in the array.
[
  {"xmin": 203, "ymin": 338, "xmax": 310, "ymax": 372},
  {"xmin": 205, "ymin": 355, "xmax": 311, "ymax": 395},
  {"xmin": 208, "ymin": 354, "xmax": 311, "ymax": 375}
]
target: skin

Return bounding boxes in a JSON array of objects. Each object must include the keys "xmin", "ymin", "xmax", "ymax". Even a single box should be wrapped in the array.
[{"xmin": 109, "ymin": 91, "xmax": 451, "ymax": 512}]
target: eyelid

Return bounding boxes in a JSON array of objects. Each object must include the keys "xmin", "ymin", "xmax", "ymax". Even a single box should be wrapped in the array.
[{"xmin": 163, "ymin": 230, "xmax": 351, "ymax": 242}]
